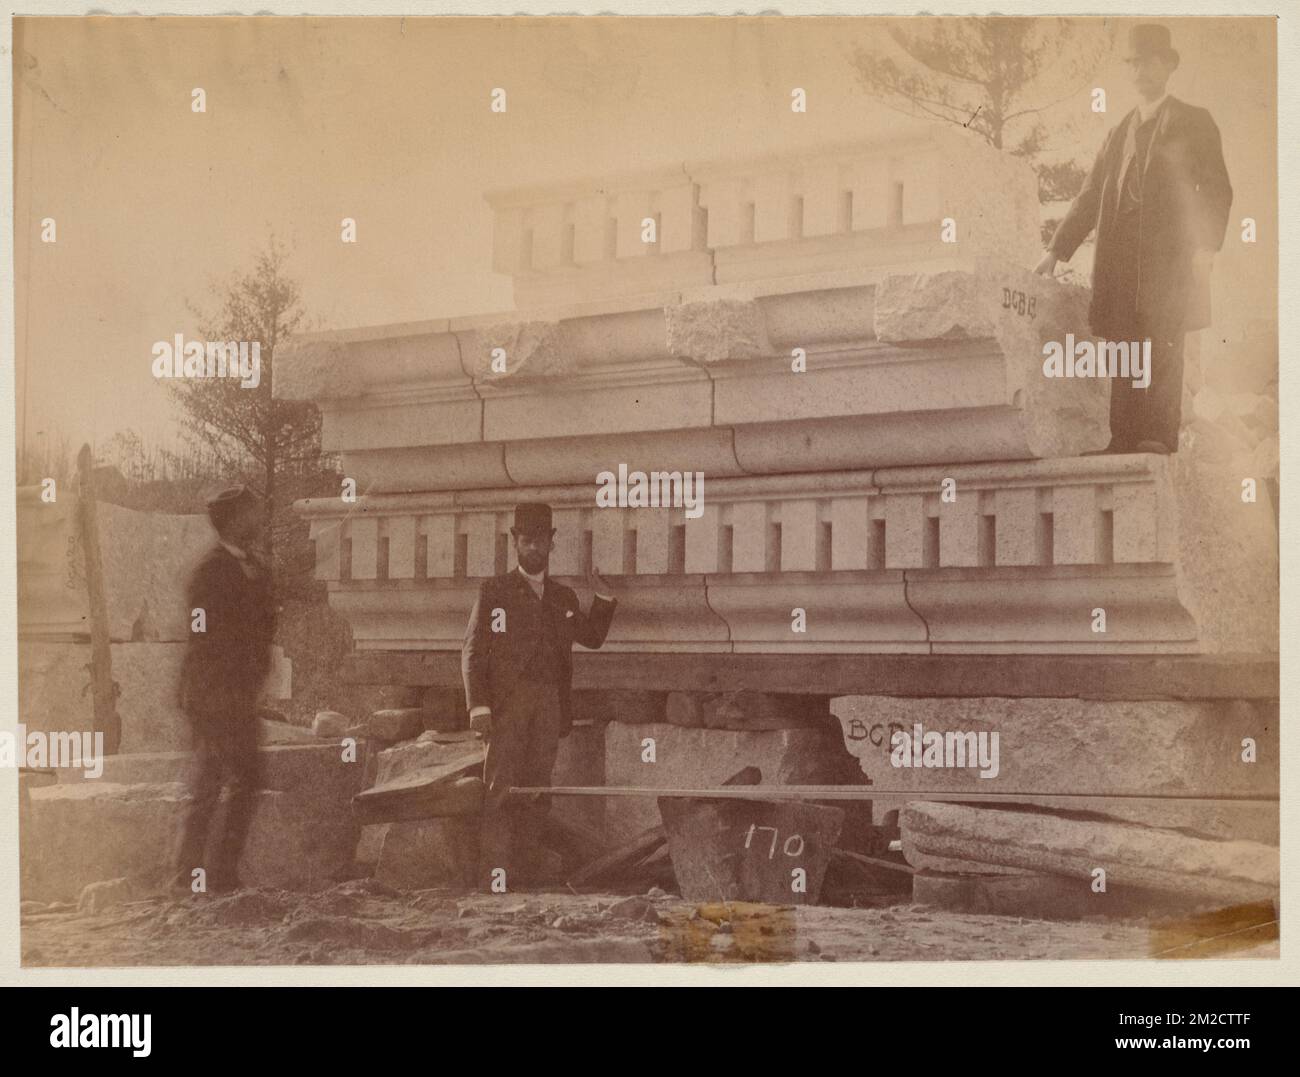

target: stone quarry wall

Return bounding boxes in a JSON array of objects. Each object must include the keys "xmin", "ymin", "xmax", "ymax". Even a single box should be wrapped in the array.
[{"xmin": 16, "ymin": 491, "xmax": 293, "ymax": 753}]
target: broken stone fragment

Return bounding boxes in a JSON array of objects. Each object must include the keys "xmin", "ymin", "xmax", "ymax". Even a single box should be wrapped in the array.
[
  {"xmin": 872, "ymin": 262, "xmax": 1108, "ymax": 458},
  {"xmin": 462, "ymin": 320, "xmax": 568, "ymax": 381},
  {"xmin": 664, "ymin": 298, "xmax": 772, "ymax": 365},
  {"xmin": 373, "ymin": 818, "xmax": 479, "ymax": 891}
]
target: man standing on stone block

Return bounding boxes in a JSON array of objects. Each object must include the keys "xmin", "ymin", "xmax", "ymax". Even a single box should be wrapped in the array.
[
  {"xmin": 1036, "ymin": 23, "xmax": 1232, "ymax": 454},
  {"xmin": 462, "ymin": 502, "xmax": 617, "ymax": 891},
  {"xmin": 169, "ymin": 484, "xmax": 276, "ymax": 894}
]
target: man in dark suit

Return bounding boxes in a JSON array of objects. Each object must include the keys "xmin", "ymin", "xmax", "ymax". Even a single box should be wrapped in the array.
[
  {"xmin": 462, "ymin": 502, "xmax": 617, "ymax": 890},
  {"xmin": 169, "ymin": 485, "xmax": 276, "ymax": 894},
  {"xmin": 1036, "ymin": 23, "xmax": 1232, "ymax": 454}
]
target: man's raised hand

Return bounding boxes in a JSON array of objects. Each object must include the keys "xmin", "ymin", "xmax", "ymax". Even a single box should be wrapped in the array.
[{"xmin": 585, "ymin": 568, "xmax": 614, "ymax": 598}]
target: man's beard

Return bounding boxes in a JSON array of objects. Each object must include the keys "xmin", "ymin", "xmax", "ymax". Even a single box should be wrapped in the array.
[{"xmin": 518, "ymin": 552, "xmax": 548, "ymax": 575}]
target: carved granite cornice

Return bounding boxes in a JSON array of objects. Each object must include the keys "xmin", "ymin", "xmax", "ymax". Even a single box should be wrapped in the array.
[{"xmin": 295, "ymin": 455, "xmax": 1201, "ymax": 656}]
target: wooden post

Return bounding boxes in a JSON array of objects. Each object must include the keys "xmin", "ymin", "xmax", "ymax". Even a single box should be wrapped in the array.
[{"xmin": 75, "ymin": 444, "xmax": 121, "ymax": 754}]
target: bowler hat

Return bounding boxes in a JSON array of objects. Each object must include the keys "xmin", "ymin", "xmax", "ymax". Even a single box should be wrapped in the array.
[
  {"xmin": 1124, "ymin": 24, "xmax": 1179, "ymax": 67},
  {"xmin": 511, "ymin": 502, "xmax": 554, "ymax": 535}
]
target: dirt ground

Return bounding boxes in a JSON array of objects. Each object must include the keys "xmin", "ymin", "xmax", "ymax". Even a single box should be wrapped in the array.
[{"xmin": 19, "ymin": 879, "xmax": 1278, "ymax": 967}]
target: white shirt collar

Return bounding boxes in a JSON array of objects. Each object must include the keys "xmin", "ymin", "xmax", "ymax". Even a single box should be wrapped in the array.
[
  {"xmin": 1137, "ymin": 93, "xmax": 1168, "ymax": 123},
  {"xmin": 219, "ymin": 539, "xmax": 248, "ymax": 560},
  {"xmin": 518, "ymin": 565, "xmax": 546, "ymax": 587}
]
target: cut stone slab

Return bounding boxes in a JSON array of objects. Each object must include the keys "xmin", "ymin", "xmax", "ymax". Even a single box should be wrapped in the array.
[
  {"xmin": 666, "ymin": 691, "xmax": 831, "ymax": 730},
  {"xmin": 353, "ymin": 685, "xmax": 425, "ymax": 713},
  {"xmin": 353, "ymin": 745, "xmax": 486, "ymax": 824},
  {"xmin": 900, "ymin": 802, "xmax": 1278, "ymax": 909},
  {"xmin": 21, "ymin": 780, "xmax": 361, "ymax": 902},
  {"xmin": 659, "ymin": 797, "xmax": 843, "ymax": 905},
  {"xmin": 407, "ymin": 775, "xmax": 484, "ymax": 817},
  {"xmin": 373, "ymin": 736, "xmax": 485, "ymax": 787},
  {"xmin": 17, "ymin": 487, "xmax": 90, "ymax": 640},
  {"xmin": 367, "ymin": 708, "xmax": 426, "ymax": 743},
  {"xmin": 833, "ymin": 695, "xmax": 1279, "ymax": 844},
  {"xmin": 602, "ymin": 722, "xmax": 855, "ymax": 844},
  {"xmin": 571, "ymin": 690, "xmax": 666, "ymax": 726},
  {"xmin": 904, "ymin": 850, "xmax": 1026, "ymax": 876},
  {"xmin": 17, "ymin": 493, "xmax": 211, "ymax": 643},
  {"xmin": 313, "ymin": 711, "xmax": 349, "ymax": 738},
  {"xmin": 356, "ymin": 824, "xmax": 389, "ymax": 869},
  {"xmin": 566, "ymin": 765, "xmax": 760, "ymax": 888},
  {"xmin": 18, "ymin": 641, "xmax": 189, "ymax": 753},
  {"xmin": 552, "ymin": 721, "xmax": 605, "ymax": 837},
  {"xmin": 55, "ymin": 744, "xmax": 367, "ymax": 809},
  {"xmin": 1174, "ymin": 416, "xmax": 1279, "ymax": 656},
  {"xmin": 373, "ymin": 818, "xmax": 478, "ymax": 890}
]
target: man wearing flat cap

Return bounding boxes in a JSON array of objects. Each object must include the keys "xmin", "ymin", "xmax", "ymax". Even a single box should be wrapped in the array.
[
  {"xmin": 462, "ymin": 502, "xmax": 617, "ymax": 890},
  {"xmin": 170, "ymin": 484, "xmax": 276, "ymax": 894},
  {"xmin": 1037, "ymin": 23, "xmax": 1233, "ymax": 454}
]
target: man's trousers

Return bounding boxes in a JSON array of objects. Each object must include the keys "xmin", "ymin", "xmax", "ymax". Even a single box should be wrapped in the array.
[
  {"xmin": 171, "ymin": 705, "xmax": 264, "ymax": 890},
  {"xmin": 1108, "ymin": 326, "xmax": 1185, "ymax": 453},
  {"xmin": 478, "ymin": 678, "xmax": 563, "ymax": 891},
  {"xmin": 1104, "ymin": 212, "xmax": 1187, "ymax": 453}
]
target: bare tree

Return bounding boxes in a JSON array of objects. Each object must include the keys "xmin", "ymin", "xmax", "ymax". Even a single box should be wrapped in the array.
[
  {"xmin": 169, "ymin": 237, "xmax": 323, "ymax": 581},
  {"xmin": 849, "ymin": 18, "xmax": 1112, "ymax": 214},
  {"xmin": 18, "ymin": 427, "xmax": 73, "ymax": 487}
]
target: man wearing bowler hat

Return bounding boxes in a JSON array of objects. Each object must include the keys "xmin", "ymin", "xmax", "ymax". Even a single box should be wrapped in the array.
[
  {"xmin": 462, "ymin": 502, "xmax": 617, "ymax": 890},
  {"xmin": 1036, "ymin": 23, "xmax": 1232, "ymax": 454},
  {"xmin": 170, "ymin": 484, "xmax": 276, "ymax": 894}
]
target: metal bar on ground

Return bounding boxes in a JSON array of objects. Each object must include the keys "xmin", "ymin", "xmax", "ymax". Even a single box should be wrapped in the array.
[
  {"xmin": 834, "ymin": 849, "xmax": 917, "ymax": 875},
  {"xmin": 511, "ymin": 785, "xmax": 1279, "ymax": 806}
]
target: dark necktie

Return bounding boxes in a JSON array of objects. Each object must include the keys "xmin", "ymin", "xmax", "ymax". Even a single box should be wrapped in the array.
[{"xmin": 1121, "ymin": 114, "xmax": 1159, "ymax": 213}]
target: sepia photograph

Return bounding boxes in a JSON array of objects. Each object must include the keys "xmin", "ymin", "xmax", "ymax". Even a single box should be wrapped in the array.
[{"xmin": 5, "ymin": 7, "xmax": 1284, "ymax": 988}]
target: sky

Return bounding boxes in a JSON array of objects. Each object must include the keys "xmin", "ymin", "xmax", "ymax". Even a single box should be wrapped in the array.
[{"xmin": 12, "ymin": 15, "xmax": 1276, "ymax": 460}]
